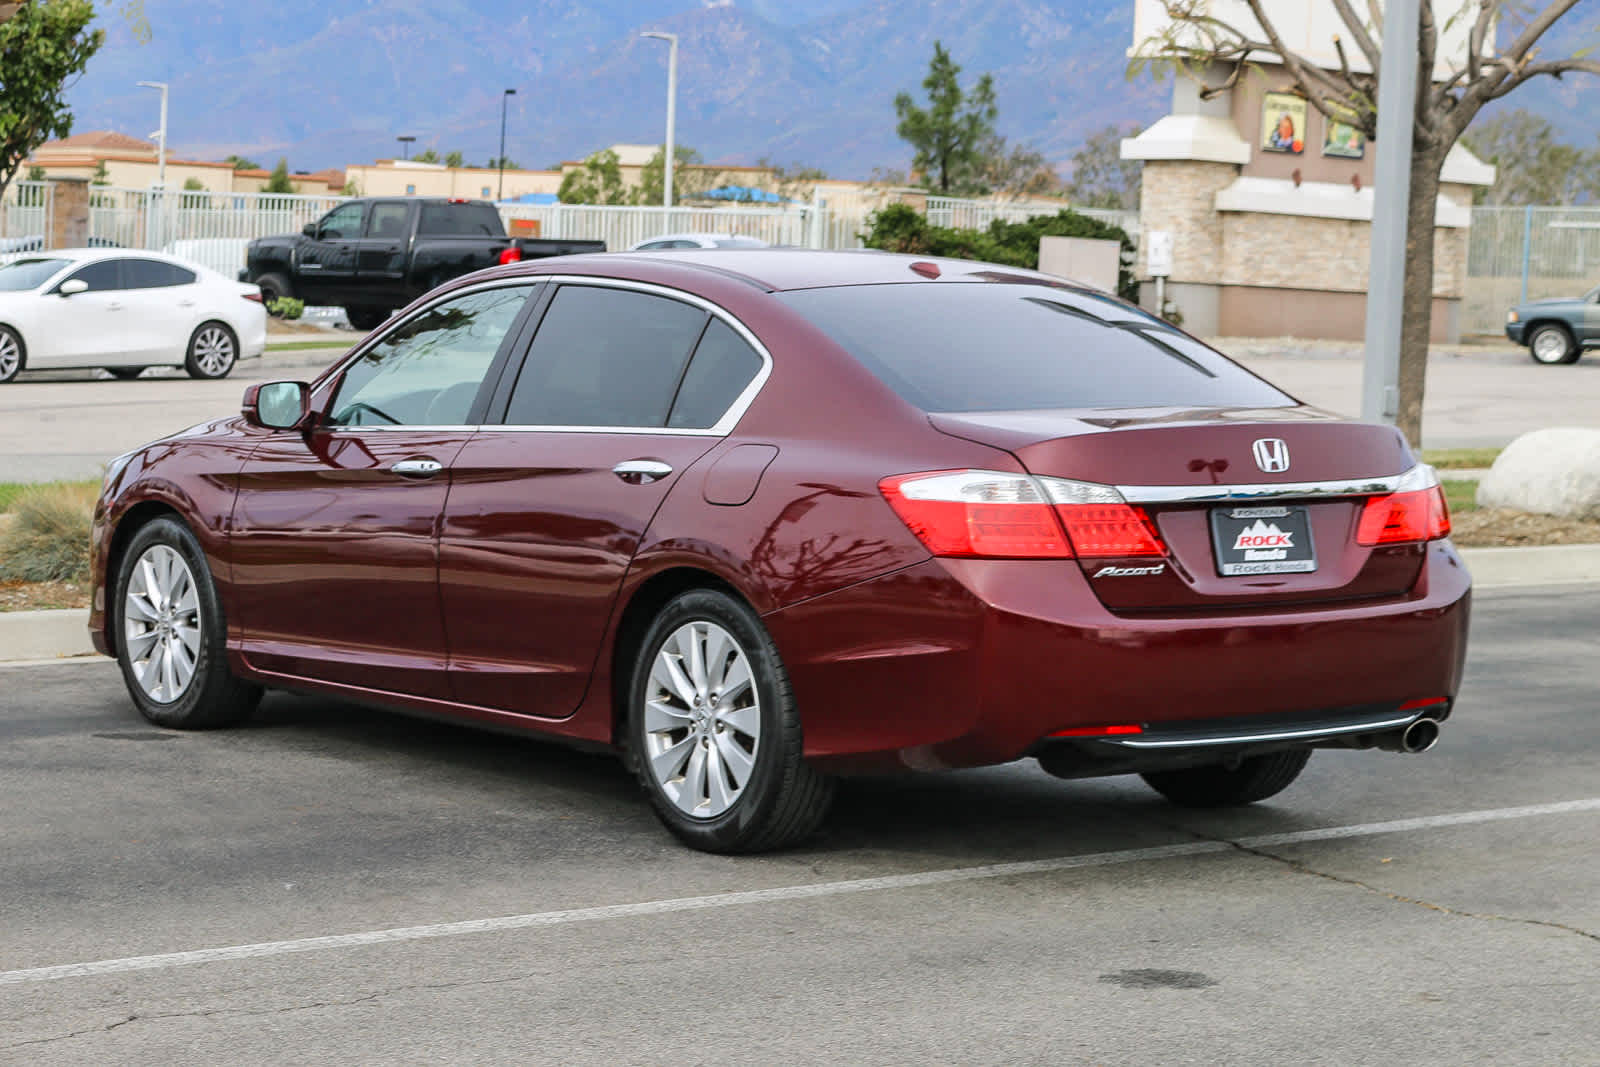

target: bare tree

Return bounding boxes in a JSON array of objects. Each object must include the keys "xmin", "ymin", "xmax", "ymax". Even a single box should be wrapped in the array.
[{"xmin": 1135, "ymin": 1, "xmax": 1600, "ymax": 444}]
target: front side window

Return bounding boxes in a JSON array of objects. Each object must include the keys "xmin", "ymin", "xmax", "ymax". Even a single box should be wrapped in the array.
[
  {"xmin": 62, "ymin": 259, "xmax": 125, "ymax": 293},
  {"xmin": 779, "ymin": 283, "xmax": 1296, "ymax": 414},
  {"xmin": 318, "ymin": 203, "xmax": 365, "ymax": 239},
  {"xmin": 502, "ymin": 285, "xmax": 707, "ymax": 428},
  {"xmin": 328, "ymin": 285, "xmax": 534, "ymax": 427},
  {"xmin": 0, "ymin": 258, "xmax": 68, "ymax": 291}
]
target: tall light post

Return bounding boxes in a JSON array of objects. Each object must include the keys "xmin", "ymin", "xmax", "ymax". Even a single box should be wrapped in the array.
[
  {"xmin": 135, "ymin": 80, "xmax": 168, "ymax": 188},
  {"xmin": 396, "ymin": 135, "xmax": 416, "ymax": 160},
  {"xmin": 640, "ymin": 31, "xmax": 678, "ymax": 209},
  {"xmin": 498, "ymin": 88, "xmax": 517, "ymax": 200}
]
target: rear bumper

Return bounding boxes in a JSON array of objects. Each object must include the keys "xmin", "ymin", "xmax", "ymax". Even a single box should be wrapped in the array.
[{"xmin": 766, "ymin": 541, "xmax": 1471, "ymax": 773}]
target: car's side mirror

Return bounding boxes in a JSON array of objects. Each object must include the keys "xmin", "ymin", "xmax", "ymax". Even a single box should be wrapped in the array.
[
  {"xmin": 243, "ymin": 381, "xmax": 311, "ymax": 430},
  {"xmin": 58, "ymin": 279, "xmax": 87, "ymax": 297},
  {"xmin": 302, "ymin": 223, "xmax": 318, "ymax": 238}
]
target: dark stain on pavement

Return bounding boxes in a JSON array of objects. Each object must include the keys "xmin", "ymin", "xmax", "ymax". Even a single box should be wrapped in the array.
[
  {"xmin": 1098, "ymin": 969, "xmax": 1218, "ymax": 990},
  {"xmin": 92, "ymin": 730, "xmax": 180, "ymax": 742}
]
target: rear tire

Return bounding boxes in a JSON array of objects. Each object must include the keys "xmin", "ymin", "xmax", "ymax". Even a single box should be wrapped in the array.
[
  {"xmin": 185, "ymin": 322, "xmax": 238, "ymax": 379},
  {"xmin": 1140, "ymin": 749, "xmax": 1311, "ymax": 808},
  {"xmin": 344, "ymin": 306, "xmax": 389, "ymax": 331},
  {"xmin": 1527, "ymin": 324, "xmax": 1580, "ymax": 365},
  {"xmin": 627, "ymin": 589, "xmax": 834, "ymax": 853},
  {"xmin": 114, "ymin": 517, "xmax": 262, "ymax": 729},
  {"xmin": 255, "ymin": 273, "xmax": 291, "ymax": 314},
  {"xmin": 0, "ymin": 325, "xmax": 24, "ymax": 383}
]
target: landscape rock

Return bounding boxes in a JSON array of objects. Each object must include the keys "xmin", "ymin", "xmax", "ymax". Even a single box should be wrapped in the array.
[{"xmin": 1476, "ymin": 428, "xmax": 1600, "ymax": 520}]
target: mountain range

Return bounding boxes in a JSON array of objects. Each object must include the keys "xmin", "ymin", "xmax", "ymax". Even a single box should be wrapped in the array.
[{"xmin": 60, "ymin": 1, "xmax": 1600, "ymax": 180}]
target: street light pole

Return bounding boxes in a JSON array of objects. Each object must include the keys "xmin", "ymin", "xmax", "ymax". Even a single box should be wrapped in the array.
[
  {"xmin": 641, "ymin": 31, "xmax": 678, "ymax": 209},
  {"xmin": 498, "ymin": 88, "xmax": 517, "ymax": 200},
  {"xmin": 135, "ymin": 81, "xmax": 168, "ymax": 188},
  {"xmin": 397, "ymin": 135, "xmax": 415, "ymax": 161}
]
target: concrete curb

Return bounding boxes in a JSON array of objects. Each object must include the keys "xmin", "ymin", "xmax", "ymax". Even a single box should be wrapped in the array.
[{"xmin": 4, "ymin": 543, "xmax": 1599, "ymax": 664}]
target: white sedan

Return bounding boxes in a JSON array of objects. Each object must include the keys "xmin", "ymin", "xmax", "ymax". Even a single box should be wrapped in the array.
[
  {"xmin": 627, "ymin": 232, "xmax": 771, "ymax": 251},
  {"xmin": 0, "ymin": 248, "xmax": 266, "ymax": 383}
]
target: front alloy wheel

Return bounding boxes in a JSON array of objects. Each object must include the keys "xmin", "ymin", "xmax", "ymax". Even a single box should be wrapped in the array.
[
  {"xmin": 186, "ymin": 322, "xmax": 237, "ymax": 379},
  {"xmin": 1527, "ymin": 324, "xmax": 1578, "ymax": 365},
  {"xmin": 629, "ymin": 589, "xmax": 833, "ymax": 852},
  {"xmin": 123, "ymin": 543, "xmax": 203, "ymax": 703}
]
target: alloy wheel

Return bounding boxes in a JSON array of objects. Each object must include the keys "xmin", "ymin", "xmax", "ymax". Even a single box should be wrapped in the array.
[
  {"xmin": 0, "ymin": 330, "xmax": 20, "ymax": 380},
  {"xmin": 1531, "ymin": 328, "xmax": 1570, "ymax": 364},
  {"xmin": 642, "ymin": 620, "xmax": 761, "ymax": 819},
  {"xmin": 191, "ymin": 325, "xmax": 236, "ymax": 376},
  {"xmin": 122, "ymin": 544, "xmax": 202, "ymax": 703}
]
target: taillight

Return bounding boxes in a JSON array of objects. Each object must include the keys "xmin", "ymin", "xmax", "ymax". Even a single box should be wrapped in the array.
[
  {"xmin": 1357, "ymin": 485, "xmax": 1451, "ymax": 545},
  {"xmin": 879, "ymin": 470, "xmax": 1168, "ymax": 560},
  {"xmin": 243, "ymin": 291, "xmax": 264, "ymax": 302},
  {"xmin": 498, "ymin": 247, "xmax": 523, "ymax": 265}
]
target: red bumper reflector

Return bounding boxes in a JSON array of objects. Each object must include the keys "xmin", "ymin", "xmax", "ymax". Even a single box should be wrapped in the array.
[
  {"xmin": 1399, "ymin": 697, "xmax": 1449, "ymax": 712},
  {"xmin": 1049, "ymin": 724, "xmax": 1144, "ymax": 738}
]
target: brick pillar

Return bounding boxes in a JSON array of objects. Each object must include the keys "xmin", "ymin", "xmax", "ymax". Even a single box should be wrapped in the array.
[{"xmin": 47, "ymin": 176, "xmax": 90, "ymax": 249}]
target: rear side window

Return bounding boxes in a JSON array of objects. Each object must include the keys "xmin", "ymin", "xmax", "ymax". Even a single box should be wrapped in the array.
[
  {"xmin": 123, "ymin": 259, "xmax": 196, "ymax": 288},
  {"xmin": 504, "ymin": 285, "xmax": 707, "ymax": 427},
  {"xmin": 668, "ymin": 319, "xmax": 764, "ymax": 429},
  {"xmin": 779, "ymin": 283, "xmax": 1294, "ymax": 413},
  {"xmin": 418, "ymin": 202, "xmax": 504, "ymax": 237},
  {"xmin": 367, "ymin": 202, "xmax": 410, "ymax": 239}
]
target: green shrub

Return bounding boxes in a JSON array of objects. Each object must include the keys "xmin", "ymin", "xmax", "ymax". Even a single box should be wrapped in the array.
[
  {"xmin": 0, "ymin": 484, "xmax": 97, "ymax": 583},
  {"xmin": 268, "ymin": 296, "xmax": 305, "ymax": 320},
  {"xmin": 862, "ymin": 204, "xmax": 1138, "ymax": 302}
]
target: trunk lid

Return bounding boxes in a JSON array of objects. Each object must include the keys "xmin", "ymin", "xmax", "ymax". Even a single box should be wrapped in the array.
[{"xmin": 931, "ymin": 406, "xmax": 1429, "ymax": 612}]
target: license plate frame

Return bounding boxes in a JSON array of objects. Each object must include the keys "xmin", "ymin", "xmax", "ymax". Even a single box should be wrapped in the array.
[{"xmin": 1209, "ymin": 505, "xmax": 1318, "ymax": 576}]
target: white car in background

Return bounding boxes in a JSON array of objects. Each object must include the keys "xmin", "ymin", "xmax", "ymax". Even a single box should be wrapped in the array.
[
  {"xmin": 627, "ymin": 232, "xmax": 771, "ymax": 251},
  {"xmin": 0, "ymin": 249, "xmax": 266, "ymax": 384}
]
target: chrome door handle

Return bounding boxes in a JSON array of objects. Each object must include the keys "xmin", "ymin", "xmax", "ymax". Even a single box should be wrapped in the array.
[
  {"xmin": 107, "ymin": 302, "xmax": 123, "ymax": 311},
  {"xmin": 613, "ymin": 459, "xmax": 673, "ymax": 484},
  {"xmin": 178, "ymin": 299, "xmax": 196, "ymax": 307},
  {"xmin": 392, "ymin": 458, "xmax": 443, "ymax": 478}
]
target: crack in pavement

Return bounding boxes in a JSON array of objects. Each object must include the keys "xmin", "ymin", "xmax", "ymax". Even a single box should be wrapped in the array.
[{"xmin": 1, "ymin": 971, "xmax": 553, "ymax": 1051}]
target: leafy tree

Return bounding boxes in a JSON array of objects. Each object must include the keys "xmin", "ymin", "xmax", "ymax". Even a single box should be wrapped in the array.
[
  {"xmin": 25, "ymin": 164, "xmax": 46, "ymax": 181},
  {"xmin": 223, "ymin": 154, "xmax": 259, "ymax": 171},
  {"xmin": 894, "ymin": 41, "xmax": 998, "ymax": 196},
  {"xmin": 979, "ymin": 135, "xmax": 1060, "ymax": 199},
  {"xmin": 558, "ymin": 149, "xmax": 628, "ymax": 204},
  {"xmin": 181, "ymin": 176, "xmax": 204, "ymax": 191},
  {"xmin": 341, "ymin": 178, "xmax": 361, "ymax": 196},
  {"xmin": 1463, "ymin": 109, "xmax": 1599, "ymax": 205},
  {"xmin": 263, "ymin": 158, "xmax": 295, "ymax": 194},
  {"xmin": 863, "ymin": 203, "xmax": 1137, "ymax": 300},
  {"xmin": 483, "ymin": 155, "xmax": 519, "ymax": 171},
  {"xmin": 444, "ymin": 150, "xmax": 464, "ymax": 169},
  {"xmin": 413, "ymin": 148, "xmax": 439, "ymax": 164},
  {"xmin": 1136, "ymin": 0, "xmax": 1600, "ymax": 446},
  {"xmin": 1065, "ymin": 124, "xmax": 1143, "ymax": 211},
  {"xmin": 90, "ymin": 158, "xmax": 108, "ymax": 184},
  {"xmin": 0, "ymin": 0, "xmax": 104, "ymax": 201},
  {"xmin": 636, "ymin": 144, "xmax": 721, "ymax": 204}
]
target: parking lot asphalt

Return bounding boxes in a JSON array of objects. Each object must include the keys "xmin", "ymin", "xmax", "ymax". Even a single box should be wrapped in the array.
[
  {"xmin": 1, "ymin": 584, "xmax": 1595, "ymax": 1064},
  {"xmin": 2, "ymin": 339, "xmax": 1597, "ymax": 482}
]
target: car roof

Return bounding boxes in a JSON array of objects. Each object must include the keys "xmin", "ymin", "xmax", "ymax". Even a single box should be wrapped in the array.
[{"xmin": 547, "ymin": 248, "xmax": 1098, "ymax": 294}]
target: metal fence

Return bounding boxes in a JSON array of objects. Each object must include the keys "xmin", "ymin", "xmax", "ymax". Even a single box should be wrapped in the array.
[
  {"xmin": 0, "ymin": 181, "xmax": 53, "ymax": 258},
  {"xmin": 88, "ymin": 187, "xmax": 347, "ymax": 277},
  {"xmin": 1465, "ymin": 205, "xmax": 1600, "ymax": 336},
  {"xmin": 498, "ymin": 202, "xmax": 819, "ymax": 251},
  {"xmin": 924, "ymin": 196, "xmax": 1138, "ymax": 237}
]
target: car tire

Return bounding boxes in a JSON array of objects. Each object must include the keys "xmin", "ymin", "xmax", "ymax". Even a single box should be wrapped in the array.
[
  {"xmin": 1140, "ymin": 748, "xmax": 1311, "ymax": 808},
  {"xmin": 106, "ymin": 367, "xmax": 147, "ymax": 380},
  {"xmin": 0, "ymin": 324, "xmax": 24, "ymax": 384},
  {"xmin": 626, "ymin": 588, "xmax": 834, "ymax": 853},
  {"xmin": 255, "ymin": 272, "xmax": 292, "ymax": 314},
  {"xmin": 1527, "ymin": 324, "xmax": 1580, "ymax": 365},
  {"xmin": 114, "ymin": 517, "xmax": 262, "ymax": 729},
  {"xmin": 185, "ymin": 322, "xmax": 238, "ymax": 379},
  {"xmin": 344, "ymin": 306, "xmax": 389, "ymax": 331}
]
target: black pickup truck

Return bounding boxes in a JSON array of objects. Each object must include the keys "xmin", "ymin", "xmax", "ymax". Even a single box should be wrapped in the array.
[{"xmin": 241, "ymin": 197, "xmax": 604, "ymax": 329}]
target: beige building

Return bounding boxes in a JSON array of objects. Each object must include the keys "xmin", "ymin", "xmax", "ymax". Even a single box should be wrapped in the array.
[
  {"xmin": 28, "ymin": 131, "xmax": 345, "ymax": 195},
  {"xmin": 1122, "ymin": 1, "xmax": 1494, "ymax": 342},
  {"xmin": 342, "ymin": 159, "xmax": 563, "ymax": 200}
]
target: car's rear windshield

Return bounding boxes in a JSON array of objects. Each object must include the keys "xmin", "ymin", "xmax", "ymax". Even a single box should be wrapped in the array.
[
  {"xmin": 778, "ymin": 282, "xmax": 1295, "ymax": 413},
  {"xmin": 0, "ymin": 258, "xmax": 68, "ymax": 291},
  {"xmin": 418, "ymin": 202, "xmax": 505, "ymax": 237}
]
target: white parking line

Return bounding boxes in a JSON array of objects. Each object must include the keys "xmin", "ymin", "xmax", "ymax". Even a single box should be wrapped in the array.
[{"xmin": 3, "ymin": 798, "xmax": 1595, "ymax": 988}]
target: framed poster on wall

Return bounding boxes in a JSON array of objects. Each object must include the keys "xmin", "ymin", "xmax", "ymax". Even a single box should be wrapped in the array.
[
  {"xmin": 1261, "ymin": 92, "xmax": 1307, "ymax": 154},
  {"xmin": 1323, "ymin": 109, "xmax": 1367, "ymax": 159}
]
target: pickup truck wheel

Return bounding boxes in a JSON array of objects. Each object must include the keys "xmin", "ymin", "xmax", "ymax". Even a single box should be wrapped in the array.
[
  {"xmin": 1527, "ymin": 324, "xmax": 1580, "ymax": 365},
  {"xmin": 255, "ymin": 273, "xmax": 291, "ymax": 315},
  {"xmin": 344, "ymin": 306, "xmax": 389, "ymax": 331}
]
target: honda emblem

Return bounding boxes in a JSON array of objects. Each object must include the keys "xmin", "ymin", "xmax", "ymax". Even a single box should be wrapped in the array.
[{"xmin": 1252, "ymin": 438, "xmax": 1290, "ymax": 474}]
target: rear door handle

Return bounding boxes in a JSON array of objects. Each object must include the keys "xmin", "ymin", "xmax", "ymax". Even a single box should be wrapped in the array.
[
  {"xmin": 106, "ymin": 302, "xmax": 123, "ymax": 311},
  {"xmin": 613, "ymin": 459, "xmax": 672, "ymax": 484},
  {"xmin": 392, "ymin": 458, "xmax": 443, "ymax": 478}
]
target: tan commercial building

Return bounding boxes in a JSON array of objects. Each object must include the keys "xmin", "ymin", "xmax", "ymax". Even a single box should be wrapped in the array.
[
  {"xmin": 342, "ymin": 159, "xmax": 563, "ymax": 200},
  {"xmin": 1122, "ymin": 1, "xmax": 1493, "ymax": 342},
  {"xmin": 28, "ymin": 131, "xmax": 345, "ymax": 195}
]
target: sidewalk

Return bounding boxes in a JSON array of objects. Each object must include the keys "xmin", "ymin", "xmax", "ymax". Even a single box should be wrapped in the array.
[{"xmin": 6, "ymin": 544, "xmax": 1598, "ymax": 665}]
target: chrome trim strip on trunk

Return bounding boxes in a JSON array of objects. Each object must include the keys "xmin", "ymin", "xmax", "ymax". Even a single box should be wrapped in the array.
[
  {"xmin": 1102, "ymin": 713, "xmax": 1419, "ymax": 749},
  {"xmin": 1115, "ymin": 464, "xmax": 1435, "ymax": 505}
]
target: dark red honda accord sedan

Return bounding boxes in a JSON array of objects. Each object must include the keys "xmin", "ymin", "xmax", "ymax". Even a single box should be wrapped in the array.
[{"xmin": 89, "ymin": 250, "xmax": 1470, "ymax": 852}]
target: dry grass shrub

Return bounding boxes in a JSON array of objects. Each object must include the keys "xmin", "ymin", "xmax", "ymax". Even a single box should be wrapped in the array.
[{"xmin": 0, "ymin": 484, "xmax": 97, "ymax": 582}]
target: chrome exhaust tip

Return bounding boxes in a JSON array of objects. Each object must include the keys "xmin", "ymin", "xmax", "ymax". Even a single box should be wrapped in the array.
[{"xmin": 1373, "ymin": 717, "xmax": 1441, "ymax": 754}]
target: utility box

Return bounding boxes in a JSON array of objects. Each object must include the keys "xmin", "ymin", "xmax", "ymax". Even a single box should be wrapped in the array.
[{"xmin": 1038, "ymin": 235, "xmax": 1121, "ymax": 292}]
